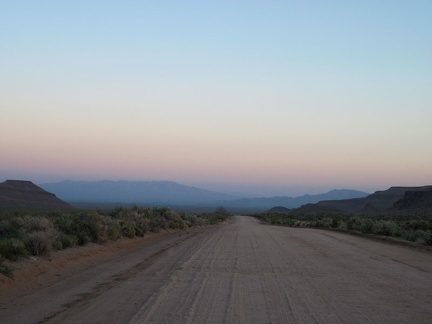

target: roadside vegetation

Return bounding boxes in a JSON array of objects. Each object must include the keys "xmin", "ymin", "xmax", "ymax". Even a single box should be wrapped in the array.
[
  {"xmin": 0, "ymin": 206, "xmax": 230, "ymax": 277},
  {"xmin": 254, "ymin": 212, "xmax": 432, "ymax": 246}
]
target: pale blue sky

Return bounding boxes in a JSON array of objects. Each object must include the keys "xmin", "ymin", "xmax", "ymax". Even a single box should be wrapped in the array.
[{"xmin": 1, "ymin": 1, "xmax": 431, "ymax": 196}]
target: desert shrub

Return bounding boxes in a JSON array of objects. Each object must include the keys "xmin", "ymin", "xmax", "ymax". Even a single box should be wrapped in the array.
[
  {"xmin": 410, "ymin": 230, "xmax": 431, "ymax": 245},
  {"xmin": 133, "ymin": 218, "xmax": 148, "ymax": 237},
  {"xmin": 151, "ymin": 213, "xmax": 170, "ymax": 232},
  {"xmin": 346, "ymin": 216, "xmax": 363, "ymax": 231},
  {"xmin": 52, "ymin": 214, "xmax": 75, "ymax": 235},
  {"xmin": 404, "ymin": 220, "xmax": 432, "ymax": 232},
  {"xmin": 62, "ymin": 212, "xmax": 112, "ymax": 244},
  {"xmin": 346, "ymin": 218, "xmax": 354, "ymax": 230},
  {"xmin": 273, "ymin": 217, "xmax": 295, "ymax": 226},
  {"xmin": 0, "ymin": 257, "xmax": 13, "ymax": 278},
  {"xmin": 166, "ymin": 210, "xmax": 186, "ymax": 229},
  {"xmin": 0, "ymin": 238, "xmax": 28, "ymax": 261},
  {"xmin": 204, "ymin": 212, "xmax": 229, "ymax": 225},
  {"xmin": 109, "ymin": 206, "xmax": 127, "ymax": 218},
  {"xmin": 80, "ymin": 213, "xmax": 107, "ymax": 243},
  {"xmin": 19, "ymin": 216, "xmax": 51, "ymax": 232},
  {"xmin": 106, "ymin": 220, "xmax": 122, "ymax": 240},
  {"xmin": 372, "ymin": 221, "xmax": 401, "ymax": 237},
  {"xmin": 284, "ymin": 219, "xmax": 295, "ymax": 226},
  {"xmin": 0, "ymin": 222, "xmax": 20, "ymax": 239},
  {"xmin": 331, "ymin": 217, "xmax": 341, "ymax": 228},
  {"xmin": 314, "ymin": 217, "xmax": 332, "ymax": 228},
  {"xmin": 215, "ymin": 206, "xmax": 230, "ymax": 217},
  {"xmin": 206, "ymin": 214, "xmax": 220, "ymax": 225},
  {"xmin": 338, "ymin": 220, "xmax": 348, "ymax": 230},
  {"xmin": 77, "ymin": 234, "xmax": 91, "ymax": 246},
  {"xmin": 121, "ymin": 221, "xmax": 136, "ymax": 238},
  {"xmin": 24, "ymin": 232, "xmax": 53, "ymax": 256},
  {"xmin": 361, "ymin": 219, "xmax": 374, "ymax": 234},
  {"xmin": 297, "ymin": 220, "xmax": 308, "ymax": 227},
  {"xmin": 182, "ymin": 213, "xmax": 205, "ymax": 226},
  {"xmin": 148, "ymin": 221, "xmax": 162, "ymax": 233},
  {"xmin": 425, "ymin": 231, "xmax": 432, "ymax": 245},
  {"xmin": 54, "ymin": 233, "xmax": 77, "ymax": 250}
]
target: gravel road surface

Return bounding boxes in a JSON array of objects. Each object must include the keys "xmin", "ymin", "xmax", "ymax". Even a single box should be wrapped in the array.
[{"xmin": 1, "ymin": 216, "xmax": 431, "ymax": 323}]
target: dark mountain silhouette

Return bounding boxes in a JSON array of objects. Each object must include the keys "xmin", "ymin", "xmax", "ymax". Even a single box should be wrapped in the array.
[
  {"xmin": 0, "ymin": 180, "xmax": 71, "ymax": 209},
  {"xmin": 294, "ymin": 186, "xmax": 432, "ymax": 213},
  {"xmin": 223, "ymin": 189, "xmax": 369, "ymax": 211},
  {"xmin": 39, "ymin": 180, "xmax": 237, "ymax": 205}
]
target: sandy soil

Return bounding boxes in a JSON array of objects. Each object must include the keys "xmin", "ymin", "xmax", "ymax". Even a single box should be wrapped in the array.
[{"xmin": 1, "ymin": 216, "xmax": 432, "ymax": 323}]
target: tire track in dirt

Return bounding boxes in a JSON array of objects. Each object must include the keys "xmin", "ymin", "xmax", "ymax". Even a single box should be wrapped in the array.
[{"xmin": 39, "ymin": 232, "xmax": 199, "ymax": 323}]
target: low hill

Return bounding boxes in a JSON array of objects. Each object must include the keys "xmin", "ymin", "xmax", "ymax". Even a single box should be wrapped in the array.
[
  {"xmin": 0, "ymin": 180, "xmax": 71, "ymax": 210},
  {"xmin": 267, "ymin": 206, "xmax": 291, "ymax": 214},
  {"xmin": 39, "ymin": 180, "xmax": 236, "ymax": 205},
  {"xmin": 294, "ymin": 186, "xmax": 432, "ymax": 214}
]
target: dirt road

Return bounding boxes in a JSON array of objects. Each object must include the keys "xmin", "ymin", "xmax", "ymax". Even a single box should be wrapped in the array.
[{"xmin": 1, "ymin": 216, "xmax": 432, "ymax": 323}]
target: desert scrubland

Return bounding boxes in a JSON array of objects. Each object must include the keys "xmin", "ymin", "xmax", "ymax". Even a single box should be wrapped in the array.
[{"xmin": 1, "ymin": 216, "xmax": 431, "ymax": 323}]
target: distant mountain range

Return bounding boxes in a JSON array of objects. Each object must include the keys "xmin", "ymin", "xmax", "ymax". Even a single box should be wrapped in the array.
[
  {"xmin": 39, "ymin": 180, "xmax": 369, "ymax": 212},
  {"xmin": 0, "ymin": 180, "xmax": 71, "ymax": 210},
  {"xmin": 223, "ymin": 189, "xmax": 369, "ymax": 212},
  {"xmin": 39, "ymin": 180, "xmax": 235, "ymax": 205}
]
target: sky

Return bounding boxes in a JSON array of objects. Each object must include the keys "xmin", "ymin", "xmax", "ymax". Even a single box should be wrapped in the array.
[{"xmin": 1, "ymin": 1, "xmax": 431, "ymax": 197}]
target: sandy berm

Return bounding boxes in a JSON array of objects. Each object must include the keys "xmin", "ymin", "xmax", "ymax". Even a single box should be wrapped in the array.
[{"xmin": 1, "ymin": 216, "xmax": 431, "ymax": 323}]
